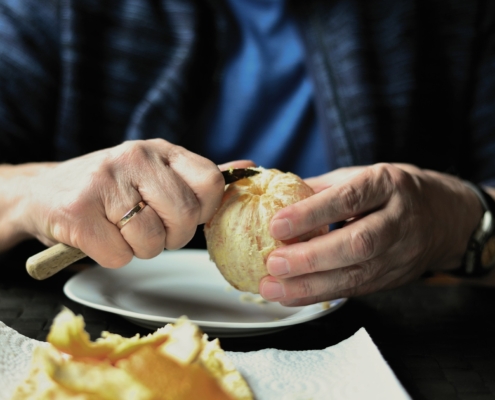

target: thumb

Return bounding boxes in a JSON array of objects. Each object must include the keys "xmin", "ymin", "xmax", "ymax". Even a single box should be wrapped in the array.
[{"xmin": 217, "ymin": 159, "xmax": 257, "ymax": 171}]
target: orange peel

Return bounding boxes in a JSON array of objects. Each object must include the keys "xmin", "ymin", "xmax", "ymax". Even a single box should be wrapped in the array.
[{"xmin": 12, "ymin": 308, "xmax": 253, "ymax": 400}]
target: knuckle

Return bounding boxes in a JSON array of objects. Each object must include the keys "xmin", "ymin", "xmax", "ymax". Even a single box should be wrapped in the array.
[
  {"xmin": 105, "ymin": 141, "xmax": 152, "ymax": 179},
  {"xmin": 145, "ymin": 228, "xmax": 166, "ymax": 253},
  {"xmin": 374, "ymin": 163, "xmax": 408, "ymax": 192},
  {"xmin": 372, "ymin": 163, "xmax": 392, "ymax": 188},
  {"xmin": 123, "ymin": 140, "xmax": 151, "ymax": 160},
  {"xmin": 337, "ymin": 286, "xmax": 359, "ymax": 299},
  {"xmin": 165, "ymin": 144, "xmax": 187, "ymax": 166},
  {"xmin": 301, "ymin": 201, "xmax": 326, "ymax": 228},
  {"xmin": 64, "ymin": 217, "xmax": 94, "ymax": 247},
  {"xmin": 331, "ymin": 266, "xmax": 365, "ymax": 297},
  {"xmin": 348, "ymin": 228, "xmax": 376, "ymax": 260},
  {"xmin": 178, "ymin": 196, "xmax": 201, "ymax": 224},
  {"xmin": 335, "ymin": 183, "xmax": 363, "ymax": 215},
  {"xmin": 294, "ymin": 277, "xmax": 315, "ymax": 298},
  {"xmin": 167, "ymin": 191, "xmax": 201, "ymax": 227},
  {"xmin": 298, "ymin": 248, "xmax": 321, "ymax": 273},
  {"xmin": 372, "ymin": 162, "xmax": 394, "ymax": 178},
  {"xmin": 148, "ymin": 137, "xmax": 170, "ymax": 148},
  {"xmin": 345, "ymin": 265, "xmax": 367, "ymax": 289}
]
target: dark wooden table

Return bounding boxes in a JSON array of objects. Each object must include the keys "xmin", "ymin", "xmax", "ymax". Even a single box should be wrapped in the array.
[{"xmin": 1, "ymin": 242, "xmax": 495, "ymax": 400}]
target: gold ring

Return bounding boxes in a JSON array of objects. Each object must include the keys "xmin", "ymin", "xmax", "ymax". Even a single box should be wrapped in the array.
[{"xmin": 117, "ymin": 201, "xmax": 147, "ymax": 229}]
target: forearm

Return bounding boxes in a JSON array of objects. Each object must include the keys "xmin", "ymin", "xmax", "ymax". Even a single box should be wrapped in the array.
[{"xmin": 0, "ymin": 162, "xmax": 56, "ymax": 253}]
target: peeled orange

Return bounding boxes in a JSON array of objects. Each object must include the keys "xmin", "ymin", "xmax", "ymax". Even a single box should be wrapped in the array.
[{"xmin": 205, "ymin": 168, "xmax": 328, "ymax": 293}]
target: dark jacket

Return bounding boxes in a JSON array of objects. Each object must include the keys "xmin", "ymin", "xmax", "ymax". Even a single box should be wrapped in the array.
[{"xmin": 1, "ymin": 0, "xmax": 494, "ymax": 185}]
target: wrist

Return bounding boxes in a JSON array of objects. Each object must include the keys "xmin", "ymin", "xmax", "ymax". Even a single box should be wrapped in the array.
[
  {"xmin": 447, "ymin": 182, "xmax": 495, "ymax": 277},
  {"xmin": 420, "ymin": 170, "xmax": 484, "ymax": 274},
  {"xmin": 0, "ymin": 163, "xmax": 57, "ymax": 252}
]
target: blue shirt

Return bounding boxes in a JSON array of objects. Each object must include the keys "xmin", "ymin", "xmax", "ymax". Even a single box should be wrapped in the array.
[
  {"xmin": 201, "ymin": 0, "xmax": 328, "ymax": 178},
  {"xmin": 1, "ymin": 0, "xmax": 494, "ymax": 187}
]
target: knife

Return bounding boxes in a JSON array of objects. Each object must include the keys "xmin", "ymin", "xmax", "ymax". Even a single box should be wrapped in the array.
[
  {"xmin": 26, "ymin": 168, "xmax": 260, "ymax": 280},
  {"xmin": 221, "ymin": 167, "xmax": 259, "ymax": 184}
]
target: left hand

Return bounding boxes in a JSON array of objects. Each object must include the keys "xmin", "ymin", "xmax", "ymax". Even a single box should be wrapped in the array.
[{"xmin": 259, "ymin": 163, "xmax": 483, "ymax": 306}]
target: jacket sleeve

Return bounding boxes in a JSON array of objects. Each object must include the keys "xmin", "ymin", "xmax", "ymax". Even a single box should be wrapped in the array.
[{"xmin": 0, "ymin": 0, "xmax": 60, "ymax": 164}]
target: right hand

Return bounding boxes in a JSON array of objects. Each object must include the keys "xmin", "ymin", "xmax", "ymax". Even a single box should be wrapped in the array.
[{"xmin": 18, "ymin": 139, "xmax": 226, "ymax": 268}]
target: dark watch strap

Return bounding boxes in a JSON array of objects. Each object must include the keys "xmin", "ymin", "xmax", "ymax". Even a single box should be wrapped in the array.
[
  {"xmin": 464, "ymin": 182, "xmax": 494, "ymax": 214},
  {"xmin": 449, "ymin": 182, "xmax": 495, "ymax": 277}
]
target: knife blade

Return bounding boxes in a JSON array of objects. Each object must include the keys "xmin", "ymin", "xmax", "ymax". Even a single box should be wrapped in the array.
[
  {"xmin": 26, "ymin": 168, "xmax": 261, "ymax": 280},
  {"xmin": 222, "ymin": 168, "xmax": 260, "ymax": 184}
]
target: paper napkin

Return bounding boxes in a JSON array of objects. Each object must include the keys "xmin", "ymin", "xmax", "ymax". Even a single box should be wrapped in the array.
[
  {"xmin": 227, "ymin": 328, "xmax": 410, "ymax": 400},
  {"xmin": 0, "ymin": 322, "xmax": 409, "ymax": 400}
]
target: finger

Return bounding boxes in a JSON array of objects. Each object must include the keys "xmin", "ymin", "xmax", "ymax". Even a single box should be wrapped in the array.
[
  {"xmin": 98, "ymin": 172, "xmax": 168, "ymax": 257},
  {"xmin": 140, "ymin": 167, "xmax": 200, "ymax": 249},
  {"xmin": 119, "ymin": 205, "xmax": 166, "ymax": 259},
  {"xmin": 260, "ymin": 259, "xmax": 393, "ymax": 304},
  {"xmin": 270, "ymin": 163, "xmax": 396, "ymax": 240},
  {"xmin": 102, "ymin": 182, "xmax": 144, "ymax": 227},
  {"xmin": 71, "ymin": 216, "xmax": 134, "ymax": 269},
  {"xmin": 218, "ymin": 160, "xmax": 257, "ymax": 170},
  {"xmin": 157, "ymin": 142, "xmax": 227, "ymax": 224},
  {"xmin": 304, "ymin": 166, "xmax": 366, "ymax": 194},
  {"xmin": 277, "ymin": 260, "xmax": 423, "ymax": 307},
  {"xmin": 259, "ymin": 264, "xmax": 370, "ymax": 303},
  {"xmin": 113, "ymin": 140, "xmax": 203, "ymax": 249},
  {"xmin": 267, "ymin": 207, "xmax": 399, "ymax": 278}
]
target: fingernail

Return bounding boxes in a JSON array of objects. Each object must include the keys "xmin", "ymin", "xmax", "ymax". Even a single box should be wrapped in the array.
[
  {"xmin": 267, "ymin": 257, "xmax": 289, "ymax": 276},
  {"xmin": 271, "ymin": 218, "xmax": 292, "ymax": 239},
  {"xmin": 261, "ymin": 281, "xmax": 285, "ymax": 300}
]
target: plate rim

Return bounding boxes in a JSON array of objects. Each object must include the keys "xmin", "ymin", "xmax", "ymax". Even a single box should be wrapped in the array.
[{"xmin": 63, "ymin": 249, "xmax": 347, "ymax": 330}]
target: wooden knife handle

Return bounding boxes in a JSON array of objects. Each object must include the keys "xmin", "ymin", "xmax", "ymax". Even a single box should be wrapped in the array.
[{"xmin": 26, "ymin": 243, "xmax": 87, "ymax": 280}]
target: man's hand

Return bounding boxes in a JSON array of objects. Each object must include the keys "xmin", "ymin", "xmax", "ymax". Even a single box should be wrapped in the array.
[
  {"xmin": 11, "ymin": 139, "xmax": 226, "ymax": 268},
  {"xmin": 259, "ymin": 163, "xmax": 484, "ymax": 305}
]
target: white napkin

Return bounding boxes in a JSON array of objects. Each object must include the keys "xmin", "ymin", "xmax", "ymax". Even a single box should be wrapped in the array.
[
  {"xmin": 0, "ymin": 322, "xmax": 47, "ymax": 400},
  {"xmin": 226, "ymin": 328, "xmax": 410, "ymax": 400},
  {"xmin": 0, "ymin": 322, "xmax": 409, "ymax": 400}
]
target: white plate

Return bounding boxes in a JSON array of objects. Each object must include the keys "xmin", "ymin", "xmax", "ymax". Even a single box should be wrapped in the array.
[{"xmin": 64, "ymin": 249, "xmax": 347, "ymax": 337}]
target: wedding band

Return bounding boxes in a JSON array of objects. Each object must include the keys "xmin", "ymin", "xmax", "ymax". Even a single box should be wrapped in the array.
[{"xmin": 117, "ymin": 201, "xmax": 147, "ymax": 229}]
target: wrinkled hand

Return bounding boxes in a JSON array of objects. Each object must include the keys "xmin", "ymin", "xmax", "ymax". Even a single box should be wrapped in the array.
[
  {"xmin": 20, "ymin": 139, "xmax": 228, "ymax": 268},
  {"xmin": 259, "ymin": 163, "xmax": 483, "ymax": 306}
]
